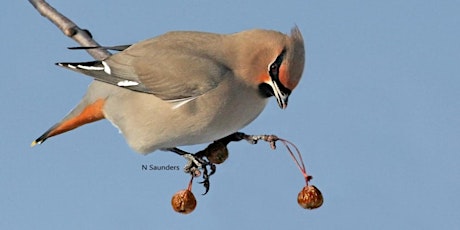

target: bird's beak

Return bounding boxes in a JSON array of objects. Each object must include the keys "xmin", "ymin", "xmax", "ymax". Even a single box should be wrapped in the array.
[
  {"xmin": 277, "ymin": 92, "xmax": 289, "ymax": 109},
  {"xmin": 271, "ymin": 80, "xmax": 290, "ymax": 109}
]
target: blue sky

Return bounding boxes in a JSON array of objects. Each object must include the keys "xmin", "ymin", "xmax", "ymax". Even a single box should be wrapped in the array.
[{"xmin": 1, "ymin": 0, "xmax": 459, "ymax": 229}]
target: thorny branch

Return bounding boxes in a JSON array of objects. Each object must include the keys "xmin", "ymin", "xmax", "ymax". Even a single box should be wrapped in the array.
[{"xmin": 28, "ymin": 0, "xmax": 111, "ymax": 60}]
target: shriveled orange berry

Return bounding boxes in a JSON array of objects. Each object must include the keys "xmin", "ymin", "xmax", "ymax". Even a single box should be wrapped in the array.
[
  {"xmin": 297, "ymin": 185, "xmax": 323, "ymax": 209},
  {"xmin": 171, "ymin": 189, "xmax": 197, "ymax": 214},
  {"xmin": 206, "ymin": 142, "xmax": 229, "ymax": 164}
]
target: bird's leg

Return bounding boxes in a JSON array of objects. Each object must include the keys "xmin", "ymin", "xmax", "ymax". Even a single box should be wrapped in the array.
[
  {"xmin": 166, "ymin": 132, "xmax": 280, "ymax": 195},
  {"xmin": 214, "ymin": 132, "xmax": 280, "ymax": 149},
  {"xmin": 239, "ymin": 133, "xmax": 280, "ymax": 150},
  {"xmin": 191, "ymin": 132, "xmax": 279, "ymax": 194},
  {"xmin": 167, "ymin": 147, "xmax": 204, "ymax": 177},
  {"xmin": 166, "ymin": 133, "xmax": 244, "ymax": 195},
  {"xmin": 167, "ymin": 147, "xmax": 216, "ymax": 194}
]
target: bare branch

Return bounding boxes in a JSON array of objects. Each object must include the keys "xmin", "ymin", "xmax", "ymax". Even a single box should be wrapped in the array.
[{"xmin": 28, "ymin": 0, "xmax": 111, "ymax": 60}]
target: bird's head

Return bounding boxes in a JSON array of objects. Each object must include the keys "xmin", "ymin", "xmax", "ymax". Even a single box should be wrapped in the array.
[{"xmin": 234, "ymin": 26, "xmax": 305, "ymax": 109}]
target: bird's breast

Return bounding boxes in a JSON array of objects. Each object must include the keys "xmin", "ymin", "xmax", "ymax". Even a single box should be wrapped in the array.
[{"xmin": 102, "ymin": 77, "xmax": 268, "ymax": 154}]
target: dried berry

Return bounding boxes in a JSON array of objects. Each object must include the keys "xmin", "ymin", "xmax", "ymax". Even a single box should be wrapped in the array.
[
  {"xmin": 171, "ymin": 189, "xmax": 197, "ymax": 214},
  {"xmin": 297, "ymin": 185, "xmax": 323, "ymax": 209},
  {"xmin": 206, "ymin": 142, "xmax": 229, "ymax": 164}
]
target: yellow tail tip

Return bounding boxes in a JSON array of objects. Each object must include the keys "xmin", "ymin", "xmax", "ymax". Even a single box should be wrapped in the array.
[{"xmin": 30, "ymin": 140, "xmax": 38, "ymax": 147}]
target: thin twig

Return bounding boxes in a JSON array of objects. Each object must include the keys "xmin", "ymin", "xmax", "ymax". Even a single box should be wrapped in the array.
[
  {"xmin": 28, "ymin": 0, "xmax": 111, "ymax": 60},
  {"xmin": 278, "ymin": 139, "xmax": 310, "ymax": 185},
  {"xmin": 239, "ymin": 133, "xmax": 311, "ymax": 185}
]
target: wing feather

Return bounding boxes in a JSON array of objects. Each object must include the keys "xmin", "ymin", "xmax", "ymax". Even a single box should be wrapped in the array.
[{"xmin": 103, "ymin": 32, "xmax": 230, "ymax": 101}]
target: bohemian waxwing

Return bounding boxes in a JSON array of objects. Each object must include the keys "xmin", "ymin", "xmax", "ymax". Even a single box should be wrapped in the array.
[{"xmin": 32, "ymin": 27, "xmax": 305, "ymax": 155}]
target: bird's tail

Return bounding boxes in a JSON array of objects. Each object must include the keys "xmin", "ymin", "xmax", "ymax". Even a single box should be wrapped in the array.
[{"xmin": 31, "ymin": 98, "xmax": 106, "ymax": 147}]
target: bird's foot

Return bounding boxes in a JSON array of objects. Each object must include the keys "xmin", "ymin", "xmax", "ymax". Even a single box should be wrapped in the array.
[
  {"xmin": 240, "ymin": 133, "xmax": 280, "ymax": 149},
  {"xmin": 183, "ymin": 152, "xmax": 216, "ymax": 195},
  {"xmin": 226, "ymin": 132, "xmax": 280, "ymax": 149},
  {"xmin": 167, "ymin": 147, "xmax": 216, "ymax": 195},
  {"xmin": 167, "ymin": 133, "xmax": 279, "ymax": 195}
]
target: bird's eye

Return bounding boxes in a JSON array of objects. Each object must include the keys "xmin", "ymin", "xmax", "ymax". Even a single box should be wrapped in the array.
[
  {"xmin": 269, "ymin": 63, "xmax": 279, "ymax": 76},
  {"xmin": 269, "ymin": 49, "xmax": 286, "ymax": 78}
]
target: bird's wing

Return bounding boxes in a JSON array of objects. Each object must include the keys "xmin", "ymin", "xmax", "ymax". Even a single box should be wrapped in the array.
[
  {"xmin": 58, "ymin": 37, "xmax": 230, "ymax": 101},
  {"xmin": 107, "ymin": 44, "xmax": 230, "ymax": 101}
]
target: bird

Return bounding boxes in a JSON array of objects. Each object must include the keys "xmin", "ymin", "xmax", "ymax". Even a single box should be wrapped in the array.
[{"xmin": 31, "ymin": 27, "xmax": 305, "ymax": 158}]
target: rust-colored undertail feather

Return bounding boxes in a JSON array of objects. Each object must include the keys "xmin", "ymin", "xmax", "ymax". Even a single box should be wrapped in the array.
[{"xmin": 31, "ymin": 99, "xmax": 106, "ymax": 146}]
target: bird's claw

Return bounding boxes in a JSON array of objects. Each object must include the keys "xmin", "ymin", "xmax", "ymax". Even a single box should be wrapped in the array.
[
  {"xmin": 182, "ymin": 153, "xmax": 215, "ymax": 195},
  {"xmin": 169, "ymin": 132, "xmax": 280, "ymax": 196},
  {"xmin": 241, "ymin": 133, "xmax": 279, "ymax": 149},
  {"xmin": 182, "ymin": 153, "xmax": 203, "ymax": 173},
  {"xmin": 199, "ymin": 165, "xmax": 211, "ymax": 195}
]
